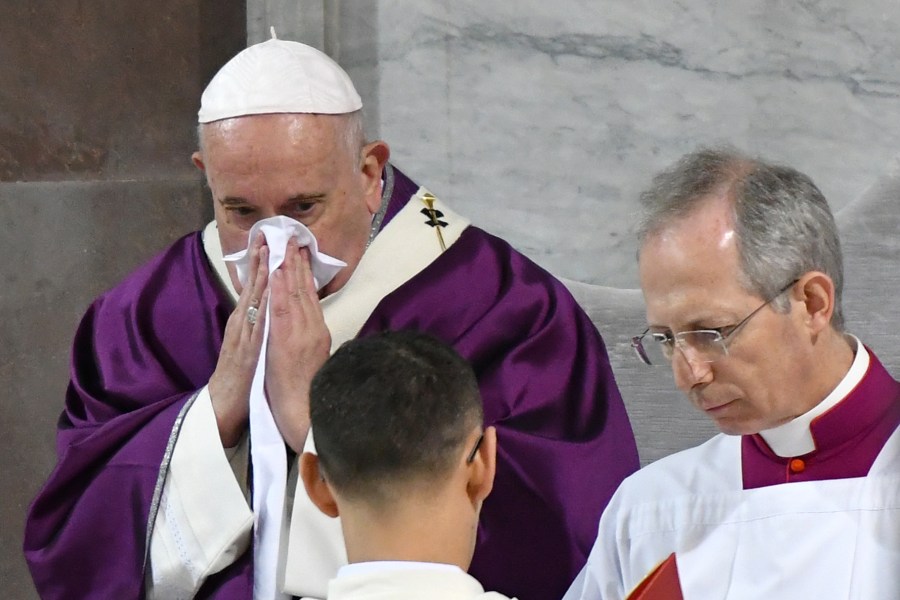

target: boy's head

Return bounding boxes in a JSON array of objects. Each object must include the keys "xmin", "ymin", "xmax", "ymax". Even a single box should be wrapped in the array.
[{"xmin": 300, "ymin": 330, "xmax": 496, "ymax": 565}]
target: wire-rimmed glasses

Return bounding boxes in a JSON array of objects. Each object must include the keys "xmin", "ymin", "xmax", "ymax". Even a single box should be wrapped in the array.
[{"xmin": 631, "ymin": 280, "xmax": 798, "ymax": 366}]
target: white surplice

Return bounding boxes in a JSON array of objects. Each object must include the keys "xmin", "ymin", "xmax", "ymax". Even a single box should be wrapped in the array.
[{"xmin": 565, "ymin": 421, "xmax": 900, "ymax": 600}]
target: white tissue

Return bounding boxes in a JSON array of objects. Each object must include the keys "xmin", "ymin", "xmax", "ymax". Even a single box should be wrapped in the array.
[{"xmin": 223, "ymin": 215, "xmax": 346, "ymax": 291}]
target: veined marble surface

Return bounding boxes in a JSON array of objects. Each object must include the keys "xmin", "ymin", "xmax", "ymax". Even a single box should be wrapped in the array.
[{"xmin": 256, "ymin": 0, "xmax": 900, "ymax": 287}]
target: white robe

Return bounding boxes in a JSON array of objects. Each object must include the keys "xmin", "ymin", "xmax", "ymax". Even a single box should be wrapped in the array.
[
  {"xmin": 327, "ymin": 562, "xmax": 514, "ymax": 600},
  {"xmin": 564, "ymin": 425, "xmax": 900, "ymax": 600}
]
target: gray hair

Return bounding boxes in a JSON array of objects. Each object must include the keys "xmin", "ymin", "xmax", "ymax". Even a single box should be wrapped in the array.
[
  {"xmin": 196, "ymin": 109, "xmax": 367, "ymax": 170},
  {"xmin": 637, "ymin": 147, "xmax": 845, "ymax": 330}
]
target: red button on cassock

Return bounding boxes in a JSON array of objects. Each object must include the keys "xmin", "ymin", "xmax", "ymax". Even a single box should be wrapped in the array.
[{"xmin": 789, "ymin": 458, "xmax": 806, "ymax": 473}]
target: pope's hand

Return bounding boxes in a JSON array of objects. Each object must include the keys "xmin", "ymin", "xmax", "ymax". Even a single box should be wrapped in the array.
[
  {"xmin": 266, "ymin": 237, "xmax": 332, "ymax": 453},
  {"xmin": 208, "ymin": 233, "xmax": 269, "ymax": 448}
]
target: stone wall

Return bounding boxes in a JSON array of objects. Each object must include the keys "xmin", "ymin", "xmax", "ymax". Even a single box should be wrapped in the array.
[{"xmin": 0, "ymin": 2, "xmax": 245, "ymax": 595}]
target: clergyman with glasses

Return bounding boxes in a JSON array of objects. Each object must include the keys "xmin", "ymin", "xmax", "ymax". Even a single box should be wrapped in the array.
[{"xmin": 565, "ymin": 148, "xmax": 900, "ymax": 600}]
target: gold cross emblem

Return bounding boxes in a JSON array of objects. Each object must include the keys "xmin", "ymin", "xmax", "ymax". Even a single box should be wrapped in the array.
[{"xmin": 421, "ymin": 192, "xmax": 447, "ymax": 252}]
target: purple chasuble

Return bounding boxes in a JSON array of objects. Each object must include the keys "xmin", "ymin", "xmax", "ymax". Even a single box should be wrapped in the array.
[
  {"xmin": 741, "ymin": 350, "xmax": 900, "ymax": 489},
  {"xmin": 24, "ymin": 165, "xmax": 638, "ymax": 600}
]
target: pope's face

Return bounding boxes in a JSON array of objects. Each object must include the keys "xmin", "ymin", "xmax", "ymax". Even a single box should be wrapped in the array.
[
  {"xmin": 638, "ymin": 196, "xmax": 817, "ymax": 435},
  {"xmin": 194, "ymin": 113, "xmax": 386, "ymax": 296}
]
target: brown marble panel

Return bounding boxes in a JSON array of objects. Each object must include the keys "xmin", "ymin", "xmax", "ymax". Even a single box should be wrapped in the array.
[
  {"xmin": 0, "ymin": 0, "xmax": 246, "ymax": 182},
  {"xmin": 0, "ymin": 179, "xmax": 213, "ymax": 597},
  {"xmin": 1, "ymin": 2, "xmax": 246, "ymax": 593}
]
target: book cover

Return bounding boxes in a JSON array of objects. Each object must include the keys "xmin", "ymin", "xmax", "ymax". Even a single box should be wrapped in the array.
[{"xmin": 626, "ymin": 553, "xmax": 683, "ymax": 600}]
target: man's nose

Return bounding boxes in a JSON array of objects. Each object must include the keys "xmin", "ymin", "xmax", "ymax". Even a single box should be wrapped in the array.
[{"xmin": 671, "ymin": 346, "xmax": 713, "ymax": 390}]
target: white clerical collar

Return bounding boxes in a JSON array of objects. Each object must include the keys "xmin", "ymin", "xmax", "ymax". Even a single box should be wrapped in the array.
[
  {"xmin": 758, "ymin": 335, "xmax": 869, "ymax": 457},
  {"xmin": 337, "ymin": 560, "xmax": 463, "ymax": 579}
]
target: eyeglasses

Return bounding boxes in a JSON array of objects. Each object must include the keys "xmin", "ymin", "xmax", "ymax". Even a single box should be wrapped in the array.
[{"xmin": 631, "ymin": 280, "xmax": 797, "ymax": 366}]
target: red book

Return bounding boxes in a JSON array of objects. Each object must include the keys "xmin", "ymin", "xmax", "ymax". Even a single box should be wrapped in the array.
[{"xmin": 626, "ymin": 553, "xmax": 684, "ymax": 600}]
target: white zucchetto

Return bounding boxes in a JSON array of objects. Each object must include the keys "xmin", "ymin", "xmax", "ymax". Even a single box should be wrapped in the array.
[{"xmin": 198, "ymin": 35, "xmax": 362, "ymax": 123}]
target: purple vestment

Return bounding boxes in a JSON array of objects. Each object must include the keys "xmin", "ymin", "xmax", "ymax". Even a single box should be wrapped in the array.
[{"xmin": 24, "ymin": 166, "xmax": 638, "ymax": 600}]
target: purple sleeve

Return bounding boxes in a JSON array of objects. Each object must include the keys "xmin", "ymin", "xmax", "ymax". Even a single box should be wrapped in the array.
[
  {"xmin": 23, "ymin": 234, "xmax": 233, "ymax": 599},
  {"xmin": 358, "ymin": 227, "xmax": 639, "ymax": 600}
]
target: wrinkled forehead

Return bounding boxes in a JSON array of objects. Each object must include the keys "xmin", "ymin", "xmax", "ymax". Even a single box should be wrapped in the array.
[{"xmin": 198, "ymin": 114, "xmax": 354, "ymax": 179}]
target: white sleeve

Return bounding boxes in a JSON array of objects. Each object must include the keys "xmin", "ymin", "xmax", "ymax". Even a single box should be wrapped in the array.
[
  {"xmin": 145, "ymin": 386, "xmax": 254, "ymax": 599},
  {"xmin": 561, "ymin": 565, "xmax": 590, "ymax": 600},
  {"xmin": 563, "ymin": 487, "xmax": 629, "ymax": 600}
]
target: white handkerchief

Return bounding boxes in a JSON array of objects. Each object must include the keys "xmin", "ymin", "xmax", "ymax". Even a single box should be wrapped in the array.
[
  {"xmin": 223, "ymin": 216, "xmax": 343, "ymax": 600},
  {"xmin": 223, "ymin": 216, "xmax": 346, "ymax": 291}
]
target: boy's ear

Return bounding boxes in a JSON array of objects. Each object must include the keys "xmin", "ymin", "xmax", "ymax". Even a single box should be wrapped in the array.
[
  {"xmin": 466, "ymin": 426, "xmax": 497, "ymax": 505},
  {"xmin": 300, "ymin": 452, "xmax": 340, "ymax": 518}
]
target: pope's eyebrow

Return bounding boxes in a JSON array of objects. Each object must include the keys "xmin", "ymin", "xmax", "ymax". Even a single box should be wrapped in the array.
[
  {"xmin": 217, "ymin": 194, "xmax": 327, "ymax": 207},
  {"xmin": 219, "ymin": 196, "xmax": 250, "ymax": 206},
  {"xmin": 288, "ymin": 193, "xmax": 327, "ymax": 203}
]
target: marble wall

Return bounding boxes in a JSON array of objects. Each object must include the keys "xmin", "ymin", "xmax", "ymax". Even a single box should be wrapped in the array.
[{"xmin": 255, "ymin": 0, "xmax": 900, "ymax": 287}]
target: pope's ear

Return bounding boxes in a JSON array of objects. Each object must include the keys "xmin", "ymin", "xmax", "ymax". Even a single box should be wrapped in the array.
[
  {"xmin": 191, "ymin": 151, "xmax": 206, "ymax": 172},
  {"xmin": 360, "ymin": 140, "xmax": 390, "ymax": 213},
  {"xmin": 361, "ymin": 140, "xmax": 390, "ymax": 173},
  {"xmin": 300, "ymin": 452, "xmax": 340, "ymax": 518}
]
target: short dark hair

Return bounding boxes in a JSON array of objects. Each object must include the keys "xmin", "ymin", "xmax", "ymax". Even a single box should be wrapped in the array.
[
  {"xmin": 309, "ymin": 330, "xmax": 483, "ymax": 505},
  {"xmin": 637, "ymin": 147, "xmax": 845, "ymax": 329}
]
